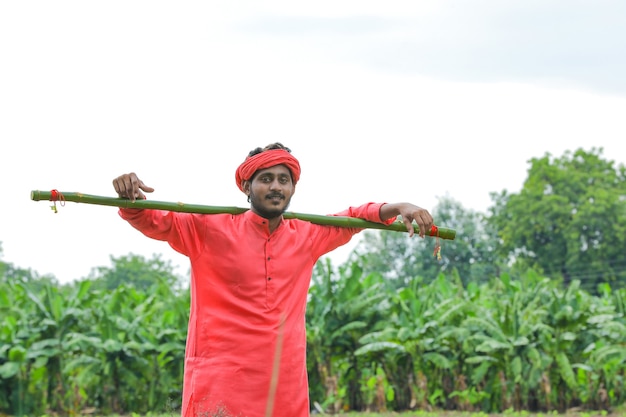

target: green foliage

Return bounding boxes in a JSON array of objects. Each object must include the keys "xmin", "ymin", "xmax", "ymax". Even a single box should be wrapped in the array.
[
  {"xmin": 1, "ymin": 250, "xmax": 625, "ymax": 415},
  {"xmin": 306, "ymin": 264, "xmax": 626, "ymax": 414},
  {"xmin": 351, "ymin": 195, "xmax": 503, "ymax": 288},
  {"xmin": 0, "ymin": 255, "xmax": 188, "ymax": 416},
  {"xmin": 488, "ymin": 147, "xmax": 626, "ymax": 292},
  {"xmin": 307, "ymin": 259, "xmax": 392, "ymax": 412},
  {"xmin": 88, "ymin": 253, "xmax": 185, "ymax": 292}
]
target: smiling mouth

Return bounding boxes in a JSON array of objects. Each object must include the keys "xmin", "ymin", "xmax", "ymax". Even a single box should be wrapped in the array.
[{"xmin": 266, "ymin": 194, "xmax": 284, "ymax": 201}]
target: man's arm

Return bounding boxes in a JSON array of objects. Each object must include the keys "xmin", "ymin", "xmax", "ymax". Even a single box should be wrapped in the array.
[{"xmin": 380, "ymin": 203, "xmax": 434, "ymax": 238}]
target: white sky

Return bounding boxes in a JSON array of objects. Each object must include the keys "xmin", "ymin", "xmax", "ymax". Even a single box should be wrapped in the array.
[{"xmin": 1, "ymin": 1, "xmax": 625, "ymax": 283}]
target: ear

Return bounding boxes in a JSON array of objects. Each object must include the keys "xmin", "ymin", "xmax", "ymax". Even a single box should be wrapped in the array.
[{"xmin": 242, "ymin": 180, "xmax": 251, "ymax": 196}]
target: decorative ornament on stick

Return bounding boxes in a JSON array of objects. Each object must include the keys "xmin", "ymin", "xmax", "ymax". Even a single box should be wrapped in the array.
[
  {"xmin": 430, "ymin": 225, "xmax": 442, "ymax": 260},
  {"xmin": 49, "ymin": 189, "xmax": 65, "ymax": 213}
]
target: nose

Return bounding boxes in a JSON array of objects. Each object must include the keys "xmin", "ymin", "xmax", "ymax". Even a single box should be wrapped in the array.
[{"xmin": 269, "ymin": 178, "xmax": 283, "ymax": 191}]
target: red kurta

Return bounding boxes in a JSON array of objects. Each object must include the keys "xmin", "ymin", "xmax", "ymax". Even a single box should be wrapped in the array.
[{"xmin": 119, "ymin": 203, "xmax": 394, "ymax": 417}]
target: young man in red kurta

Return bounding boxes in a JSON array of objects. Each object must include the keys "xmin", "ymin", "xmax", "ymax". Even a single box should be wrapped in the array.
[{"xmin": 113, "ymin": 143, "xmax": 434, "ymax": 417}]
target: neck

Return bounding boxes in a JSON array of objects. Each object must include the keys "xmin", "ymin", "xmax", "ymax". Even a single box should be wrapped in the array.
[
  {"xmin": 267, "ymin": 216, "xmax": 282, "ymax": 233},
  {"xmin": 250, "ymin": 206, "xmax": 283, "ymax": 233}
]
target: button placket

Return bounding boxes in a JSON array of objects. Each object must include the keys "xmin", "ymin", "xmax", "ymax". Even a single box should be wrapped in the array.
[{"xmin": 265, "ymin": 236, "xmax": 276, "ymax": 308}]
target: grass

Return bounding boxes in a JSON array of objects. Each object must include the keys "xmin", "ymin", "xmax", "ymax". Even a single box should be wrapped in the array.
[
  {"xmin": 74, "ymin": 408, "xmax": 625, "ymax": 417},
  {"xmin": 331, "ymin": 410, "xmax": 625, "ymax": 417}
]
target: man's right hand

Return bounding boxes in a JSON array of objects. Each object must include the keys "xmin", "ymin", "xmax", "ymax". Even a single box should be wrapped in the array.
[{"xmin": 112, "ymin": 172, "xmax": 155, "ymax": 202}]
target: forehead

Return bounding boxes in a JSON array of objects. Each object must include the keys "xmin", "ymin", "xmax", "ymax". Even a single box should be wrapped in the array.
[{"xmin": 255, "ymin": 164, "xmax": 291, "ymax": 177}]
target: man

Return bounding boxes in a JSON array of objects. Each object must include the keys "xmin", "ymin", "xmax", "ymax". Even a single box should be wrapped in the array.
[{"xmin": 113, "ymin": 143, "xmax": 434, "ymax": 417}]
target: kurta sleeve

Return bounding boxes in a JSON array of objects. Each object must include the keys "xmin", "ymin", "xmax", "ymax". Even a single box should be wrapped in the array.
[
  {"xmin": 306, "ymin": 202, "xmax": 397, "ymax": 258},
  {"xmin": 332, "ymin": 202, "xmax": 397, "ymax": 225},
  {"xmin": 118, "ymin": 208, "xmax": 207, "ymax": 259}
]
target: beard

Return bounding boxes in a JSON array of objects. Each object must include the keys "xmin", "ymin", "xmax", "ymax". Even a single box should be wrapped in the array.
[{"xmin": 249, "ymin": 190, "xmax": 292, "ymax": 219}]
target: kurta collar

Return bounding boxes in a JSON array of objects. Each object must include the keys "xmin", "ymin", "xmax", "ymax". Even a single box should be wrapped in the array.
[{"xmin": 243, "ymin": 209, "xmax": 284, "ymax": 234}]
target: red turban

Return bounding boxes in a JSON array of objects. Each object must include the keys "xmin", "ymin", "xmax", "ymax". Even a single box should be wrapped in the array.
[{"xmin": 235, "ymin": 149, "xmax": 301, "ymax": 192}]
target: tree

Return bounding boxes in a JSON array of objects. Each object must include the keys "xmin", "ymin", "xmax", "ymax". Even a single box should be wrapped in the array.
[
  {"xmin": 0, "ymin": 241, "xmax": 58, "ymax": 294},
  {"xmin": 0, "ymin": 242, "xmax": 5, "ymax": 277},
  {"xmin": 349, "ymin": 195, "xmax": 502, "ymax": 286},
  {"xmin": 488, "ymin": 147, "xmax": 626, "ymax": 292},
  {"xmin": 88, "ymin": 253, "xmax": 185, "ymax": 292}
]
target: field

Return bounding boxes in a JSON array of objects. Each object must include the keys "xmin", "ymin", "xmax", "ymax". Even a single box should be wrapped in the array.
[{"xmin": 67, "ymin": 409, "xmax": 626, "ymax": 417}]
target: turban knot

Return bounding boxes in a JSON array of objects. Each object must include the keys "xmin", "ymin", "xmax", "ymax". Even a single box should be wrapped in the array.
[{"xmin": 235, "ymin": 149, "xmax": 301, "ymax": 192}]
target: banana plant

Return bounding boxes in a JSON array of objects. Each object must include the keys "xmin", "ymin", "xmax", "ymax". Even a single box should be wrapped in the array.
[
  {"xmin": 307, "ymin": 259, "xmax": 393, "ymax": 412},
  {"xmin": 461, "ymin": 271, "xmax": 557, "ymax": 411}
]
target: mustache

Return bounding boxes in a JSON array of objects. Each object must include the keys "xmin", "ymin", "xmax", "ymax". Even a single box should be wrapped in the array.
[{"xmin": 266, "ymin": 193, "xmax": 285, "ymax": 200}]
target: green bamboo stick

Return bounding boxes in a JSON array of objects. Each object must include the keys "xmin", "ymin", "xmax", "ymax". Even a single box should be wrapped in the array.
[{"xmin": 30, "ymin": 190, "xmax": 456, "ymax": 240}]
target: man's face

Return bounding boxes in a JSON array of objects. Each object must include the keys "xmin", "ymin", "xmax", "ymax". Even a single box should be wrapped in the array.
[{"xmin": 245, "ymin": 165, "xmax": 295, "ymax": 219}]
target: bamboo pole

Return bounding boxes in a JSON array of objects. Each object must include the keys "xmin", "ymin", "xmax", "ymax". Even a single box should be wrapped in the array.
[{"xmin": 30, "ymin": 190, "xmax": 456, "ymax": 240}]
